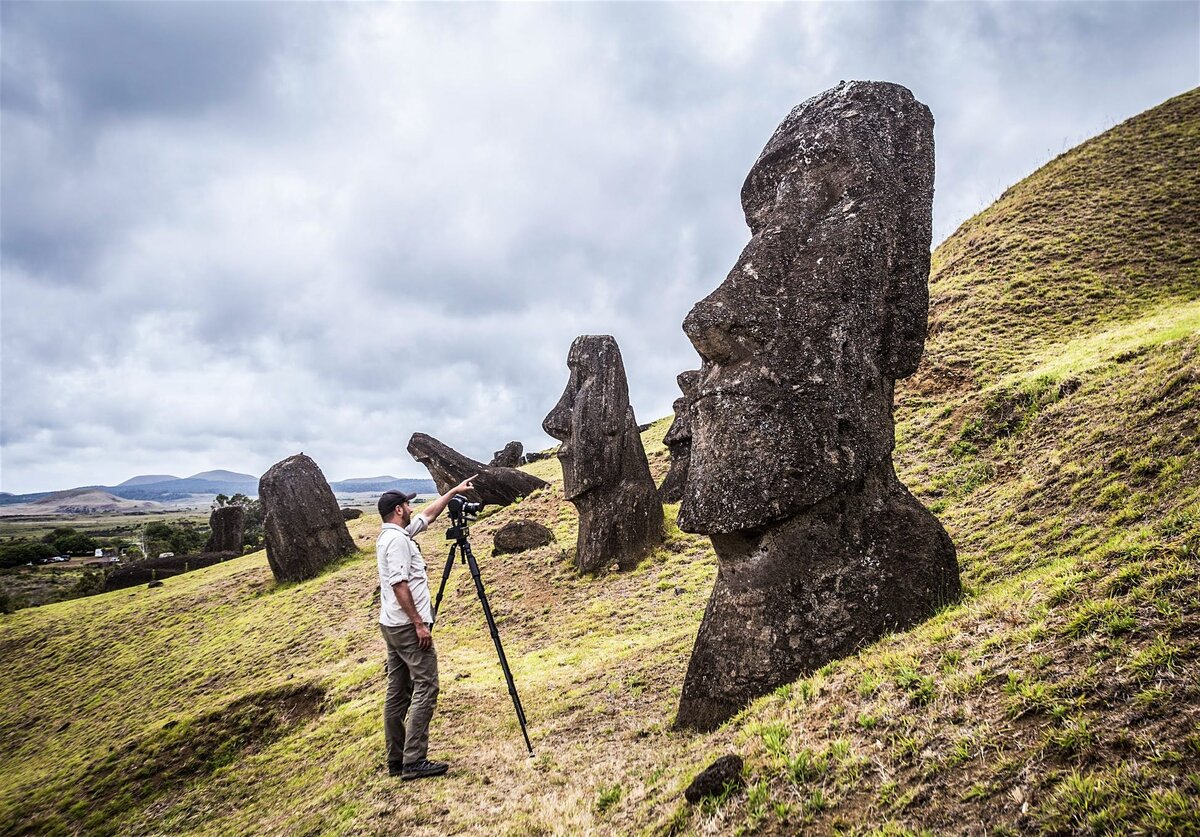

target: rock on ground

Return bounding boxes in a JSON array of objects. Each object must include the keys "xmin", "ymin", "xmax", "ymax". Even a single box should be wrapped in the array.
[{"xmin": 493, "ymin": 519, "xmax": 554, "ymax": 554}]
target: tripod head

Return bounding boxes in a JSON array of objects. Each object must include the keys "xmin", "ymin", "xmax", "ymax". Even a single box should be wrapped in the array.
[{"xmin": 446, "ymin": 494, "xmax": 484, "ymax": 542}]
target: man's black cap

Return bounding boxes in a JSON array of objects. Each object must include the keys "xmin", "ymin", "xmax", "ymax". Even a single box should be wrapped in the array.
[{"xmin": 378, "ymin": 490, "xmax": 418, "ymax": 519}]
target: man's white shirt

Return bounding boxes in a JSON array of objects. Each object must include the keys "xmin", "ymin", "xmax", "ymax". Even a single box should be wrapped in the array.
[{"xmin": 377, "ymin": 515, "xmax": 432, "ymax": 627}]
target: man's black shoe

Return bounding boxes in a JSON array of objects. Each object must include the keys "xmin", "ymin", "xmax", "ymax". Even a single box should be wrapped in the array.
[
  {"xmin": 402, "ymin": 759, "xmax": 449, "ymax": 780},
  {"xmin": 387, "ymin": 763, "xmax": 405, "ymax": 777}
]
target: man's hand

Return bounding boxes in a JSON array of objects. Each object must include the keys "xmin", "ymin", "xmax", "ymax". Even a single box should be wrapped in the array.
[
  {"xmin": 415, "ymin": 621, "xmax": 433, "ymax": 651},
  {"xmin": 422, "ymin": 475, "xmax": 481, "ymax": 523}
]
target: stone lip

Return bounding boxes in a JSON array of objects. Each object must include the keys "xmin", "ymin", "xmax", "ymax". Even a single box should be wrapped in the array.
[
  {"xmin": 674, "ymin": 81, "xmax": 958, "ymax": 731},
  {"xmin": 493, "ymin": 519, "xmax": 554, "ymax": 555},
  {"xmin": 406, "ymin": 432, "xmax": 547, "ymax": 507},
  {"xmin": 259, "ymin": 454, "xmax": 355, "ymax": 584},
  {"xmin": 543, "ymin": 335, "xmax": 664, "ymax": 574}
]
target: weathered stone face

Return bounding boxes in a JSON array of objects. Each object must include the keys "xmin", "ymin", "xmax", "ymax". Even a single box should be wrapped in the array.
[
  {"xmin": 407, "ymin": 433, "xmax": 547, "ymax": 506},
  {"xmin": 205, "ymin": 505, "xmax": 245, "ymax": 554},
  {"xmin": 490, "ymin": 441, "xmax": 524, "ymax": 469},
  {"xmin": 259, "ymin": 454, "xmax": 356, "ymax": 584},
  {"xmin": 678, "ymin": 80, "xmax": 936, "ymax": 536},
  {"xmin": 674, "ymin": 81, "xmax": 960, "ymax": 731},
  {"xmin": 658, "ymin": 370, "xmax": 700, "ymax": 503},
  {"xmin": 543, "ymin": 335, "xmax": 664, "ymax": 573}
]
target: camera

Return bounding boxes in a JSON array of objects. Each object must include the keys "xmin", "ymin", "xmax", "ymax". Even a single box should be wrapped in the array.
[{"xmin": 447, "ymin": 494, "xmax": 483, "ymax": 523}]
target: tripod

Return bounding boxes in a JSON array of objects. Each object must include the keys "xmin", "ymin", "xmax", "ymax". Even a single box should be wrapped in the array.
[{"xmin": 432, "ymin": 515, "xmax": 534, "ymax": 755}]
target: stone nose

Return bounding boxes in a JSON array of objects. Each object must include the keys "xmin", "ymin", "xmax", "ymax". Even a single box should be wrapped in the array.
[{"xmin": 683, "ymin": 299, "xmax": 752, "ymax": 368}]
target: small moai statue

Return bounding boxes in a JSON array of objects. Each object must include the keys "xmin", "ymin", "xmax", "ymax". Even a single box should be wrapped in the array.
[
  {"xmin": 657, "ymin": 370, "xmax": 700, "ymax": 503},
  {"xmin": 205, "ymin": 504, "xmax": 245, "ymax": 554},
  {"xmin": 543, "ymin": 335, "xmax": 664, "ymax": 574}
]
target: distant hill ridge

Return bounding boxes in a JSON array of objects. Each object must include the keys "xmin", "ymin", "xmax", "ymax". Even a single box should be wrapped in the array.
[{"xmin": 0, "ymin": 471, "xmax": 437, "ymax": 506}]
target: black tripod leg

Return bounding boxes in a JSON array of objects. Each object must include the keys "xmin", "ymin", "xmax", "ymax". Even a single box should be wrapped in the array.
[
  {"xmin": 432, "ymin": 543, "xmax": 458, "ymax": 621},
  {"xmin": 461, "ymin": 541, "xmax": 534, "ymax": 755}
]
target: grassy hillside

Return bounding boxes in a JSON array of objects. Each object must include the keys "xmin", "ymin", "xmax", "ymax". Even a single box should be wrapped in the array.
[{"xmin": 1, "ymin": 89, "xmax": 1198, "ymax": 835}]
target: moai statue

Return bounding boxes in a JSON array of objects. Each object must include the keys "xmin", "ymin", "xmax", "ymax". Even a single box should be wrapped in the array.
[
  {"xmin": 543, "ymin": 335, "xmax": 664, "ymax": 574},
  {"xmin": 490, "ymin": 441, "xmax": 524, "ymax": 469},
  {"xmin": 205, "ymin": 504, "xmax": 245, "ymax": 554},
  {"xmin": 675, "ymin": 81, "xmax": 961, "ymax": 730},
  {"xmin": 407, "ymin": 433, "xmax": 547, "ymax": 506},
  {"xmin": 259, "ymin": 453, "xmax": 356, "ymax": 583},
  {"xmin": 658, "ymin": 370, "xmax": 700, "ymax": 503}
]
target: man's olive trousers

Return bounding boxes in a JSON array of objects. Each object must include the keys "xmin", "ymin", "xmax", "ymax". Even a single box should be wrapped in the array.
[{"xmin": 381, "ymin": 623, "xmax": 440, "ymax": 766}]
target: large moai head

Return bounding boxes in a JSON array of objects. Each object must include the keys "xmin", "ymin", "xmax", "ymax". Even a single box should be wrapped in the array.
[
  {"xmin": 407, "ymin": 433, "xmax": 547, "ymax": 506},
  {"xmin": 543, "ymin": 334, "xmax": 664, "ymax": 573},
  {"xmin": 678, "ymin": 81, "xmax": 935, "ymax": 535}
]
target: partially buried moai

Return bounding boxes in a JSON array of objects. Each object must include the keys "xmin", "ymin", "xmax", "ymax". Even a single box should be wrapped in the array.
[
  {"xmin": 204, "ymin": 504, "xmax": 245, "ymax": 554},
  {"xmin": 658, "ymin": 370, "xmax": 700, "ymax": 503},
  {"xmin": 543, "ymin": 335, "xmax": 664, "ymax": 574},
  {"xmin": 675, "ymin": 81, "xmax": 960, "ymax": 730},
  {"xmin": 259, "ymin": 453, "xmax": 356, "ymax": 583}
]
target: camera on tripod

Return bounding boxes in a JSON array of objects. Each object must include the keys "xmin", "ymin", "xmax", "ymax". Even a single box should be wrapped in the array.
[{"xmin": 446, "ymin": 494, "xmax": 484, "ymax": 540}]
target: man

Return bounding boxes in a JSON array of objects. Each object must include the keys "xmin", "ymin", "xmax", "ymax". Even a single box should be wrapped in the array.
[{"xmin": 376, "ymin": 476, "xmax": 475, "ymax": 780}]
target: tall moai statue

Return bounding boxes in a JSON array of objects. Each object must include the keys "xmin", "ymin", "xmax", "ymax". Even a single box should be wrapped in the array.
[
  {"xmin": 543, "ymin": 335, "xmax": 664, "ymax": 574},
  {"xmin": 259, "ymin": 453, "xmax": 356, "ymax": 583},
  {"xmin": 658, "ymin": 370, "xmax": 700, "ymax": 503},
  {"xmin": 675, "ymin": 81, "xmax": 961, "ymax": 730}
]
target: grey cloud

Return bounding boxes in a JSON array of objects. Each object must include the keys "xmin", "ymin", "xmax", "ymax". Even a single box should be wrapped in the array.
[{"xmin": 2, "ymin": 2, "xmax": 1197, "ymax": 492}]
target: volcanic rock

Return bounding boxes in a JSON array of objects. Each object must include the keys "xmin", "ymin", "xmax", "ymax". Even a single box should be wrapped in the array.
[
  {"xmin": 489, "ymin": 441, "xmax": 524, "ymax": 468},
  {"xmin": 340, "ymin": 508, "xmax": 363, "ymax": 520},
  {"xmin": 407, "ymin": 433, "xmax": 547, "ymax": 506},
  {"xmin": 684, "ymin": 755, "xmax": 744, "ymax": 803},
  {"xmin": 543, "ymin": 335, "xmax": 664, "ymax": 573},
  {"xmin": 493, "ymin": 519, "xmax": 554, "ymax": 554},
  {"xmin": 674, "ymin": 81, "xmax": 960, "ymax": 731},
  {"xmin": 657, "ymin": 370, "xmax": 700, "ymax": 503},
  {"xmin": 259, "ymin": 454, "xmax": 356, "ymax": 583},
  {"xmin": 205, "ymin": 505, "xmax": 245, "ymax": 554}
]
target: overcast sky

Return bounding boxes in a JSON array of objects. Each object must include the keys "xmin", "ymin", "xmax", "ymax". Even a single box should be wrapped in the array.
[{"xmin": 2, "ymin": 2, "xmax": 1197, "ymax": 494}]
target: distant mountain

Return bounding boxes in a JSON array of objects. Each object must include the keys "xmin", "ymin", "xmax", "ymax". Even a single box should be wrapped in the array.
[
  {"xmin": 328, "ymin": 477, "xmax": 437, "ymax": 494},
  {"xmin": 118, "ymin": 474, "xmax": 180, "ymax": 486},
  {"xmin": 186, "ymin": 470, "xmax": 257, "ymax": 483}
]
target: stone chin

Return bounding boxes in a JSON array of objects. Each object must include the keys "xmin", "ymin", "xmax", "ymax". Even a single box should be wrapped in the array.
[
  {"xmin": 678, "ymin": 389, "xmax": 877, "ymax": 536},
  {"xmin": 556, "ymin": 448, "xmax": 596, "ymax": 502}
]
